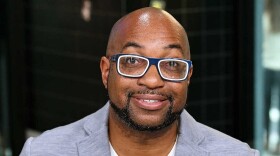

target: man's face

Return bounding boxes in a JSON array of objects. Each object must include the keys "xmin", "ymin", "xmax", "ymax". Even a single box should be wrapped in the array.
[{"xmin": 101, "ymin": 12, "xmax": 192, "ymax": 131}]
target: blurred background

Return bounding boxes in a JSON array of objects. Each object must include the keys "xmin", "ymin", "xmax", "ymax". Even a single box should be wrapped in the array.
[{"xmin": 0, "ymin": 0, "xmax": 279, "ymax": 155}]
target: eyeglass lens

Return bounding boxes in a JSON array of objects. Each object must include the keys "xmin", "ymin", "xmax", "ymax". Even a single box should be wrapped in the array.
[
  {"xmin": 118, "ymin": 56, "xmax": 148, "ymax": 76},
  {"xmin": 159, "ymin": 59, "xmax": 187, "ymax": 79}
]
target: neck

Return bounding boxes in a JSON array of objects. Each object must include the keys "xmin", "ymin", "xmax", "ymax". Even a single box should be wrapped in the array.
[{"xmin": 108, "ymin": 107, "xmax": 178, "ymax": 156}]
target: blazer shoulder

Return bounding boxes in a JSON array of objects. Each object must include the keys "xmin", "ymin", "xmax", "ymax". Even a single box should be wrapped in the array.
[
  {"xmin": 197, "ymin": 123, "xmax": 259, "ymax": 155},
  {"xmin": 20, "ymin": 114, "xmax": 93, "ymax": 155},
  {"xmin": 20, "ymin": 104, "xmax": 110, "ymax": 155}
]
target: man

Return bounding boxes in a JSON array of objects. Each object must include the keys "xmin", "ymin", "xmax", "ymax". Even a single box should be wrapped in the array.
[{"xmin": 20, "ymin": 7, "xmax": 259, "ymax": 156}]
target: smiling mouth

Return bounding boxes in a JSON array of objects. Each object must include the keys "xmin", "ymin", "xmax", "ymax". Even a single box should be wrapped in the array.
[{"xmin": 130, "ymin": 94, "xmax": 169, "ymax": 111}]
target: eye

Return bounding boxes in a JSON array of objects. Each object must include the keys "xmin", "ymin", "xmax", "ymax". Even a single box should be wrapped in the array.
[
  {"xmin": 125, "ymin": 57, "xmax": 139, "ymax": 64},
  {"xmin": 160, "ymin": 60, "xmax": 184, "ymax": 71},
  {"xmin": 120, "ymin": 56, "xmax": 145, "ymax": 68},
  {"xmin": 167, "ymin": 61, "xmax": 178, "ymax": 67}
]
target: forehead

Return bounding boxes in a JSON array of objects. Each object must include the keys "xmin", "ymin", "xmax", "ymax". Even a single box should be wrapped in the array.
[
  {"xmin": 121, "ymin": 13, "xmax": 184, "ymax": 40},
  {"xmin": 110, "ymin": 12, "xmax": 189, "ymax": 58}
]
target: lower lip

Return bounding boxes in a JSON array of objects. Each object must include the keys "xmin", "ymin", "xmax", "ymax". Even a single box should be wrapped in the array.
[{"xmin": 131, "ymin": 98, "xmax": 168, "ymax": 111}]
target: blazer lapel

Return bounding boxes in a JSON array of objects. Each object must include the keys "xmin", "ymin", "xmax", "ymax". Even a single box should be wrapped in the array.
[
  {"xmin": 175, "ymin": 110, "xmax": 209, "ymax": 156},
  {"xmin": 77, "ymin": 103, "xmax": 111, "ymax": 156},
  {"xmin": 77, "ymin": 128, "xmax": 111, "ymax": 156}
]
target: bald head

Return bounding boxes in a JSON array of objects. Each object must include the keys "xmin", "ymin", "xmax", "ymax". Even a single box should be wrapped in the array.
[{"xmin": 106, "ymin": 7, "xmax": 190, "ymax": 59}]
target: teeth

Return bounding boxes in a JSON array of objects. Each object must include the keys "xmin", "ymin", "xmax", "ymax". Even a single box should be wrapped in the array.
[{"xmin": 143, "ymin": 100, "xmax": 159, "ymax": 103}]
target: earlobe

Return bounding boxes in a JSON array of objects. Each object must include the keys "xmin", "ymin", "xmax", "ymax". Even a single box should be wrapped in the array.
[{"xmin": 100, "ymin": 56, "xmax": 110, "ymax": 89}]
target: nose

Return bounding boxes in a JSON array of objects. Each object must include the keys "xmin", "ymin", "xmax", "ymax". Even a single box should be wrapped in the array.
[{"xmin": 137, "ymin": 65, "xmax": 164, "ymax": 89}]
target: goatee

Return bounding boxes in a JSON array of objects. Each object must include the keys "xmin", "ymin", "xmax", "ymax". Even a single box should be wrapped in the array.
[{"xmin": 110, "ymin": 90, "xmax": 183, "ymax": 132}]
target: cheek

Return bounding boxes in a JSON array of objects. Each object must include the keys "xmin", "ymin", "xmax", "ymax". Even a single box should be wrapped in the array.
[
  {"xmin": 170, "ymin": 82, "xmax": 189, "ymax": 110},
  {"xmin": 107, "ymin": 70, "xmax": 134, "ymax": 107}
]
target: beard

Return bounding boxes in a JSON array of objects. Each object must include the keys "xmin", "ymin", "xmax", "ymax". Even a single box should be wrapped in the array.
[{"xmin": 110, "ymin": 90, "xmax": 183, "ymax": 132}]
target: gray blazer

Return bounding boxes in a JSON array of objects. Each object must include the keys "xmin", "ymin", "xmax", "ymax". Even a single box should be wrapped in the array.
[{"xmin": 20, "ymin": 102, "xmax": 259, "ymax": 156}]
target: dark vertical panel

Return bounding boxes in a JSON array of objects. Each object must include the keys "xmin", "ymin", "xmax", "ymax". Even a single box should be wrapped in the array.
[
  {"xmin": 5, "ymin": 0, "xmax": 27, "ymax": 154},
  {"xmin": 233, "ymin": 0, "xmax": 255, "ymax": 144},
  {"xmin": 0, "ymin": 0, "xmax": 10, "ymax": 154}
]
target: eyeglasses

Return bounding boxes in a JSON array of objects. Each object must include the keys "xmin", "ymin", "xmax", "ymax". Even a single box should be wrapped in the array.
[{"xmin": 109, "ymin": 54, "xmax": 192, "ymax": 82}]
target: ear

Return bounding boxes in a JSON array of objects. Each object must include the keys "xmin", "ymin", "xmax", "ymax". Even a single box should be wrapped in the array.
[
  {"xmin": 100, "ymin": 56, "xmax": 110, "ymax": 89},
  {"xmin": 187, "ymin": 66, "xmax": 193, "ymax": 85}
]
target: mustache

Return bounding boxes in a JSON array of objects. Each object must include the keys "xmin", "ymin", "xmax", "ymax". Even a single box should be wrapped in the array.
[{"xmin": 127, "ymin": 89, "xmax": 174, "ymax": 102}]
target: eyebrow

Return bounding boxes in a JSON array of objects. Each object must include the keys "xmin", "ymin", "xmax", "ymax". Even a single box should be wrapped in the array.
[
  {"xmin": 164, "ymin": 44, "xmax": 183, "ymax": 51},
  {"xmin": 121, "ymin": 42, "xmax": 143, "ymax": 52}
]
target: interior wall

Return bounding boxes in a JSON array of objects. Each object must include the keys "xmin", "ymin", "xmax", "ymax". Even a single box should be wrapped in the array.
[{"xmin": 1, "ymin": 0, "xmax": 256, "ymax": 154}]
